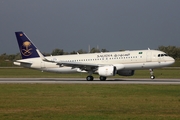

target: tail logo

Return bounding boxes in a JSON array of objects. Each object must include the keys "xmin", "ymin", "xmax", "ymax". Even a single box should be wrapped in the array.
[{"xmin": 21, "ymin": 41, "xmax": 33, "ymax": 56}]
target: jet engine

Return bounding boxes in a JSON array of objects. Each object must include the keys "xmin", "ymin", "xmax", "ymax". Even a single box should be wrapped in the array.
[
  {"xmin": 98, "ymin": 66, "xmax": 116, "ymax": 77},
  {"xmin": 117, "ymin": 70, "xmax": 135, "ymax": 76}
]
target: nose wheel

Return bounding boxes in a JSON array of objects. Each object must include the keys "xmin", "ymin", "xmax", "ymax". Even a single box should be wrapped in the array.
[
  {"xmin": 149, "ymin": 69, "xmax": 155, "ymax": 79},
  {"xmin": 150, "ymin": 75, "xmax": 155, "ymax": 79}
]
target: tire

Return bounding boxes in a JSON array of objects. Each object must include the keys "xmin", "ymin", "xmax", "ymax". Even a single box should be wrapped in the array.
[
  {"xmin": 150, "ymin": 75, "xmax": 155, "ymax": 79},
  {"xmin": 99, "ymin": 76, "xmax": 107, "ymax": 81},
  {"xmin": 86, "ymin": 76, "xmax": 94, "ymax": 81}
]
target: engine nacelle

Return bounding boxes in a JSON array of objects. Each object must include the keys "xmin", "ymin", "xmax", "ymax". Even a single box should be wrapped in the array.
[
  {"xmin": 117, "ymin": 70, "xmax": 135, "ymax": 76},
  {"xmin": 98, "ymin": 66, "xmax": 116, "ymax": 77}
]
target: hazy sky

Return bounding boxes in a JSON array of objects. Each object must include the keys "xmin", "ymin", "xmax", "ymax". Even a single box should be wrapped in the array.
[{"xmin": 0, "ymin": 0, "xmax": 180, "ymax": 54}]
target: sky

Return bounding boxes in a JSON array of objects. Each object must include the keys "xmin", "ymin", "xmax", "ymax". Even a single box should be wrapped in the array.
[{"xmin": 0, "ymin": 0, "xmax": 180, "ymax": 54}]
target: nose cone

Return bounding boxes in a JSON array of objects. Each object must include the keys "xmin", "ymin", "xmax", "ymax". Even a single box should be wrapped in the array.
[{"xmin": 169, "ymin": 57, "xmax": 175, "ymax": 65}]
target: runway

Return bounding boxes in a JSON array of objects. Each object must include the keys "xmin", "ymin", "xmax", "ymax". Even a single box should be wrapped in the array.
[{"xmin": 0, "ymin": 78, "xmax": 180, "ymax": 84}]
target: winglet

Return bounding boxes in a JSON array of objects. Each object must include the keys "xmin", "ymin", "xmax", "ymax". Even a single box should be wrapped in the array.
[
  {"xmin": 36, "ymin": 49, "xmax": 48, "ymax": 61},
  {"xmin": 36, "ymin": 49, "xmax": 55, "ymax": 62}
]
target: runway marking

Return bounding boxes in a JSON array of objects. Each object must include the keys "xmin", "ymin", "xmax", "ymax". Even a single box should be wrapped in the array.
[{"xmin": 0, "ymin": 78, "xmax": 180, "ymax": 84}]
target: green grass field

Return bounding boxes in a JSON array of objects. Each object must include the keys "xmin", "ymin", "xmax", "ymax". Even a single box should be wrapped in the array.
[
  {"xmin": 0, "ymin": 68, "xmax": 179, "ymax": 120},
  {"xmin": 0, "ymin": 84, "xmax": 180, "ymax": 120}
]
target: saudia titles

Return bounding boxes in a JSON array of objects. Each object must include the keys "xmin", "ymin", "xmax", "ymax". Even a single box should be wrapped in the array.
[
  {"xmin": 21, "ymin": 41, "xmax": 33, "ymax": 56},
  {"xmin": 97, "ymin": 53, "xmax": 130, "ymax": 58}
]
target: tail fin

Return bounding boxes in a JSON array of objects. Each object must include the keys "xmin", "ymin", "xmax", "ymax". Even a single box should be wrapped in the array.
[{"xmin": 15, "ymin": 31, "xmax": 39, "ymax": 59}]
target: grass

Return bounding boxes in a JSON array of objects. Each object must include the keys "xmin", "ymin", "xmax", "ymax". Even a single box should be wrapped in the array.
[
  {"xmin": 0, "ymin": 67, "xmax": 179, "ymax": 78},
  {"xmin": 0, "ymin": 68, "xmax": 179, "ymax": 119},
  {"xmin": 171, "ymin": 59, "xmax": 180, "ymax": 67},
  {"xmin": 0, "ymin": 84, "xmax": 180, "ymax": 120}
]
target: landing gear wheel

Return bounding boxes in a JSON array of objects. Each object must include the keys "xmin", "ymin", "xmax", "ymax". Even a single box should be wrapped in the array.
[
  {"xmin": 149, "ymin": 69, "xmax": 155, "ymax": 80},
  {"xmin": 99, "ymin": 76, "xmax": 107, "ymax": 81},
  {"xmin": 86, "ymin": 76, "xmax": 94, "ymax": 81},
  {"xmin": 150, "ymin": 75, "xmax": 155, "ymax": 79}
]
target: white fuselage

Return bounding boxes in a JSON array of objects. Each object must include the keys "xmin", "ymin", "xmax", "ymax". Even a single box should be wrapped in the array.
[{"xmin": 14, "ymin": 49, "xmax": 175, "ymax": 74}]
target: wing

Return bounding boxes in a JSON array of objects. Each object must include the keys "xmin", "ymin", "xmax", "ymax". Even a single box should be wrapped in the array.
[{"xmin": 56, "ymin": 61, "xmax": 101, "ymax": 71}]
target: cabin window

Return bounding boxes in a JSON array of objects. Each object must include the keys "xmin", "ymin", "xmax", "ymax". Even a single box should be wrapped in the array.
[{"xmin": 139, "ymin": 52, "xmax": 143, "ymax": 54}]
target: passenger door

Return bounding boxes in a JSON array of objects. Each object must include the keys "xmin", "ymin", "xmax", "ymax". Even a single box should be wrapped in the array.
[{"xmin": 146, "ymin": 51, "xmax": 152, "ymax": 62}]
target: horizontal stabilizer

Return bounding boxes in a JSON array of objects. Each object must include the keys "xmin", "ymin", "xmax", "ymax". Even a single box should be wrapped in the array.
[{"xmin": 15, "ymin": 60, "xmax": 32, "ymax": 64}]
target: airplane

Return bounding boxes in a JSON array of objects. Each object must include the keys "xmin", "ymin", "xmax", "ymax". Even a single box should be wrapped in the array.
[{"xmin": 14, "ymin": 31, "xmax": 175, "ymax": 81}]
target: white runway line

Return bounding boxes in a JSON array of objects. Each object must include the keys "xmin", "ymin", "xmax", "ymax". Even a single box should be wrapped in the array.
[{"xmin": 0, "ymin": 78, "xmax": 180, "ymax": 84}]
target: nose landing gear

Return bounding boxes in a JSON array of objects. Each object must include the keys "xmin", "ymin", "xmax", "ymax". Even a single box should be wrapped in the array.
[{"xmin": 149, "ymin": 69, "xmax": 155, "ymax": 79}]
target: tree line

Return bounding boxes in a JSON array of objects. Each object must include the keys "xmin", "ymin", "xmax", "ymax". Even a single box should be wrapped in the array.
[
  {"xmin": 0, "ymin": 46, "xmax": 180, "ymax": 62},
  {"xmin": 0, "ymin": 47, "xmax": 109, "ymax": 62},
  {"xmin": 158, "ymin": 46, "xmax": 180, "ymax": 59}
]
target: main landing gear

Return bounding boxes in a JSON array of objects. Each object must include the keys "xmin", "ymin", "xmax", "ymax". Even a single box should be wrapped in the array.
[
  {"xmin": 149, "ymin": 69, "xmax": 155, "ymax": 79},
  {"xmin": 86, "ymin": 76, "xmax": 107, "ymax": 81},
  {"xmin": 86, "ymin": 76, "xmax": 94, "ymax": 81},
  {"xmin": 99, "ymin": 76, "xmax": 107, "ymax": 81}
]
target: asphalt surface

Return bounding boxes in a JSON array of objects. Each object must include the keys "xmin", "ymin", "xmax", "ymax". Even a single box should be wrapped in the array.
[{"xmin": 0, "ymin": 78, "xmax": 180, "ymax": 84}]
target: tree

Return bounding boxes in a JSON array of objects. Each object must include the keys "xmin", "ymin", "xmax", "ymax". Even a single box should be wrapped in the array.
[
  {"xmin": 70, "ymin": 51, "xmax": 76, "ymax": 54},
  {"xmin": 0, "ymin": 53, "xmax": 7, "ymax": 60},
  {"xmin": 158, "ymin": 46, "xmax": 180, "ymax": 59},
  {"xmin": 14, "ymin": 53, "xmax": 21, "ymax": 60},
  {"xmin": 101, "ymin": 49, "xmax": 109, "ymax": 52},
  {"xmin": 90, "ymin": 47, "xmax": 100, "ymax": 53},
  {"xmin": 77, "ymin": 49, "xmax": 87, "ymax": 54},
  {"xmin": 51, "ymin": 49, "xmax": 64, "ymax": 55}
]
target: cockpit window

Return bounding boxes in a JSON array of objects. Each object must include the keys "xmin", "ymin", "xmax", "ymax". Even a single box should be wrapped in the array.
[{"xmin": 158, "ymin": 54, "xmax": 168, "ymax": 57}]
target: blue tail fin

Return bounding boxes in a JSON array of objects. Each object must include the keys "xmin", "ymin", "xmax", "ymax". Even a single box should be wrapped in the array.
[{"xmin": 15, "ymin": 31, "xmax": 39, "ymax": 59}]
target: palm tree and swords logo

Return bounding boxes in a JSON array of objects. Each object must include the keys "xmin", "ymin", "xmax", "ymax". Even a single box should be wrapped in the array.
[{"xmin": 21, "ymin": 41, "xmax": 33, "ymax": 56}]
